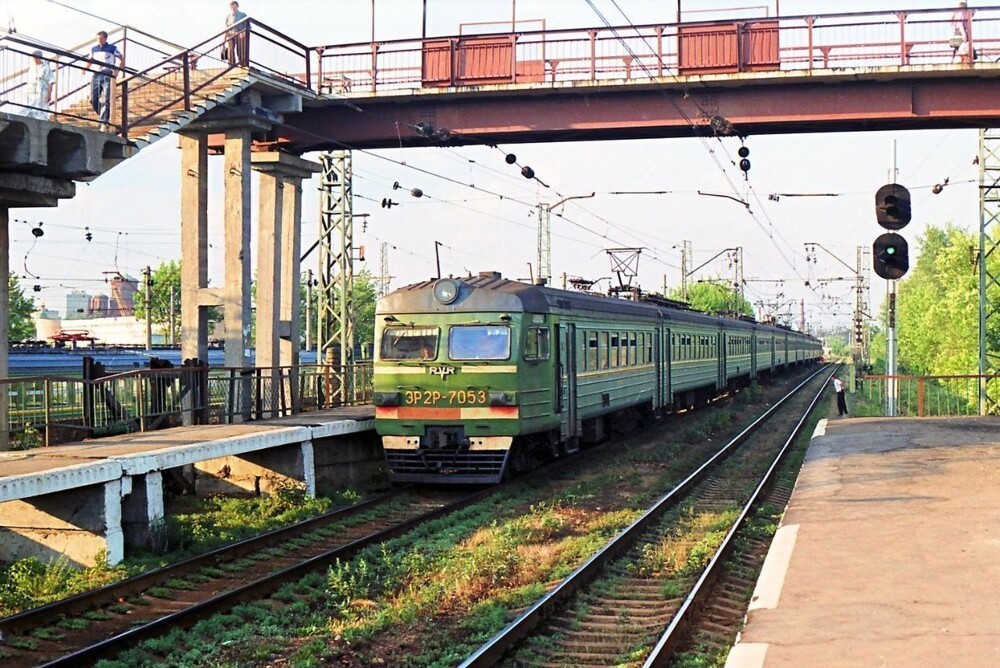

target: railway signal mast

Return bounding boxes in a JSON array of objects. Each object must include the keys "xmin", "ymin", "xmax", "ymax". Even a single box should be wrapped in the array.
[{"xmin": 873, "ymin": 180, "xmax": 912, "ymax": 416}]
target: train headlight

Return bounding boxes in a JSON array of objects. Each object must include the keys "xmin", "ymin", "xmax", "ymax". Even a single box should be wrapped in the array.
[
  {"xmin": 373, "ymin": 392, "xmax": 402, "ymax": 407},
  {"xmin": 488, "ymin": 391, "xmax": 516, "ymax": 406},
  {"xmin": 432, "ymin": 278, "xmax": 460, "ymax": 305}
]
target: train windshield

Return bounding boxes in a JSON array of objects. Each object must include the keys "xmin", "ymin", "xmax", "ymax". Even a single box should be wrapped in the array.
[
  {"xmin": 449, "ymin": 325, "xmax": 511, "ymax": 361},
  {"xmin": 380, "ymin": 327, "xmax": 440, "ymax": 360}
]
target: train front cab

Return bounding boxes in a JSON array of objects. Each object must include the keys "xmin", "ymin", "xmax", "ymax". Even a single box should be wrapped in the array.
[{"xmin": 374, "ymin": 313, "xmax": 546, "ymax": 484}]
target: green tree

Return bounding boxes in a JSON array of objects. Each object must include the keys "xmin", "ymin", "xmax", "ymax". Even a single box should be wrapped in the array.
[
  {"xmin": 301, "ymin": 270, "xmax": 379, "ymax": 358},
  {"xmin": 883, "ymin": 225, "xmax": 980, "ymax": 377},
  {"xmin": 669, "ymin": 279, "xmax": 754, "ymax": 318},
  {"xmin": 134, "ymin": 261, "xmax": 180, "ymax": 342},
  {"xmin": 8, "ymin": 273, "xmax": 35, "ymax": 341}
]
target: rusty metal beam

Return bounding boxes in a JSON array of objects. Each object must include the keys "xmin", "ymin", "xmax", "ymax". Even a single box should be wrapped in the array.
[{"xmin": 266, "ymin": 73, "xmax": 1000, "ymax": 151}]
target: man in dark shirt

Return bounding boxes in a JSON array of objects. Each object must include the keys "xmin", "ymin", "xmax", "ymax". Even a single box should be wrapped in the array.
[{"xmin": 86, "ymin": 31, "xmax": 124, "ymax": 132}]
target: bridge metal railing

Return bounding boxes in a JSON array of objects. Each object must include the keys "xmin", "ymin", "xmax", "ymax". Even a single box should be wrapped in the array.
[
  {"xmin": 1, "ymin": 362, "xmax": 372, "ymax": 449},
  {"xmin": 0, "ymin": 18, "xmax": 312, "ymax": 139},
  {"xmin": 313, "ymin": 6, "xmax": 1000, "ymax": 94},
  {"xmin": 857, "ymin": 374, "xmax": 1000, "ymax": 417}
]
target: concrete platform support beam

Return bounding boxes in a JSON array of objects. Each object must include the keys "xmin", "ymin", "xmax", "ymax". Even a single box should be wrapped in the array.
[
  {"xmin": 224, "ymin": 128, "xmax": 253, "ymax": 371},
  {"xmin": 0, "ymin": 481, "xmax": 124, "ymax": 567},
  {"xmin": 121, "ymin": 471, "xmax": 164, "ymax": 550},
  {"xmin": 193, "ymin": 441, "xmax": 314, "ymax": 496}
]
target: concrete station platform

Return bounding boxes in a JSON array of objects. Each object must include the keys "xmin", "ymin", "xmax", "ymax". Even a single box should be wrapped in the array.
[
  {"xmin": 728, "ymin": 416, "xmax": 1000, "ymax": 668},
  {"xmin": 0, "ymin": 406, "xmax": 375, "ymax": 566}
]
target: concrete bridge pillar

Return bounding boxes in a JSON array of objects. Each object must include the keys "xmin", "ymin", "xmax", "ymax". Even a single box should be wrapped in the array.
[
  {"xmin": 251, "ymin": 153, "xmax": 320, "ymax": 416},
  {"xmin": 224, "ymin": 128, "xmax": 253, "ymax": 372},
  {"xmin": 179, "ymin": 133, "xmax": 211, "ymax": 366}
]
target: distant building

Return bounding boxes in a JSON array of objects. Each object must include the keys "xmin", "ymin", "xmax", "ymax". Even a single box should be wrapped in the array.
[
  {"xmin": 64, "ymin": 290, "xmax": 90, "ymax": 320},
  {"xmin": 108, "ymin": 275, "xmax": 138, "ymax": 317}
]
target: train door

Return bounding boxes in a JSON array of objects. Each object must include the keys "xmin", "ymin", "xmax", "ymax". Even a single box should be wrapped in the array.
[
  {"xmin": 558, "ymin": 323, "xmax": 579, "ymax": 451},
  {"xmin": 659, "ymin": 325, "xmax": 670, "ymax": 412},
  {"xmin": 751, "ymin": 332, "xmax": 758, "ymax": 380},
  {"xmin": 717, "ymin": 331, "xmax": 726, "ymax": 391}
]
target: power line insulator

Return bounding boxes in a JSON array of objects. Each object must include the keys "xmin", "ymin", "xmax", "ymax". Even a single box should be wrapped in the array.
[
  {"xmin": 521, "ymin": 166, "xmax": 535, "ymax": 179},
  {"xmin": 505, "ymin": 153, "xmax": 517, "ymax": 164}
]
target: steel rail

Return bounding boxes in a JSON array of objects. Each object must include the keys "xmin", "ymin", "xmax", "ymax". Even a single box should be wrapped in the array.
[
  {"xmin": 459, "ymin": 363, "xmax": 831, "ymax": 667},
  {"xmin": 641, "ymin": 366, "xmax": 835, "ymax": 666},
  {"xmin": 0, "ymin": 487, "xmax": 405, "ymax": 638},
  {"xmin": 37, "ymin": 485, "xmax": 498, "ymax": 668}
]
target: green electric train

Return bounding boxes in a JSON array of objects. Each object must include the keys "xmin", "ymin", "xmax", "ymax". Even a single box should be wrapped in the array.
[{"xmin": 373, "ymin": 272, "xmax": 822, "ymax": 483}]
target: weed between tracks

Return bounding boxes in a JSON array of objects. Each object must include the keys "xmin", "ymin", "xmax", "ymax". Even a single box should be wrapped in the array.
[
  {"xmin": 0, "ymin": 483, "xmax": 361, "ymax": 617},
  {"xmin": 82, "ymin": 380, "xmax": 801, "ymax": 668}
]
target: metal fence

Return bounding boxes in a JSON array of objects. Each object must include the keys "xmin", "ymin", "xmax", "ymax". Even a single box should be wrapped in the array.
[
  {"xmin": 314, "ymin": 6, "xmax": 1000, "ymax": 94},
  {"xmin": 2, "ymin": 362, "xmax": 372, "ymax": 448},
  {"xmin": 858, "ymin": 374, "xmax": 1000, "ymax": 417}
]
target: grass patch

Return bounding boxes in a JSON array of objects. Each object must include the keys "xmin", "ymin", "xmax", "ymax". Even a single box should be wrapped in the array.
[
  {"xmin": 56, "ymin": 616, "xmax": 89, "ymax": 630},
  {"xmin": 0, "ymin": 551, "xmax": 126, "ymax": 617},
  {"xmin": 146, "ymin": 587, "xmax": 175, "ymax": 600},
  {"xmin": 29, "ymin": 627, "xmax": 65, "ymax": 641},
  {"xmin": 5, "ymin": 636, "xmax": 37, "ymax": 651}
]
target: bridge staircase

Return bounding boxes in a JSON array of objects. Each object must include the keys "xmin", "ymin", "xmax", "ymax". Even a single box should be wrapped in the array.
[{"xmin": 0, "ymin": 20, "xmax": 313, "ymax": 157}]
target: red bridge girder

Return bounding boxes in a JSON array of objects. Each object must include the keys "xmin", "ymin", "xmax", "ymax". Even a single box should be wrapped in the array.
[
  {"xmin": 268, "ymin": 66, "xmax": 1000, "ymax": 153},
  {"xmin": 260, "ymin": 68, "xmax": 1000, "ymax": 152}
]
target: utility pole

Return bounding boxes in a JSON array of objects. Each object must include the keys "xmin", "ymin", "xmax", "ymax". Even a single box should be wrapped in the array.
[
  {"xmin": 317, "ymin": 151, "xmax": 354, "ymax": 401},
  {"xmin": 169, "ymin": 288, "xmax": 176, "ymax": 346},
  {"xmin": 886, "ymin": 141, "xmax": 899, "ymax": 417},
  {"xmin": 374, "ymin": 242, "xmax": 392, "ymax": 297},
  {"xmin": 142, "ymin": 265, "xmax": 152, "ymax": 351},
  {"xmin": 680, "ymin": 240, "xmax": 692, "ymax": 301},
  {"xmin": 305, "ymin": 268, "xmax": 313, "ymax": 352},
  {"xmin": 538, "ymin": 193, "xmax": 595, "ymax": 286},
  {"xmin": 979, "ymin": 128, "xmax": 1000, "ymax": 414}
]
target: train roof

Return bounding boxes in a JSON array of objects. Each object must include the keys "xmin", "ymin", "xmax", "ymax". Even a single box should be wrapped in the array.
[{"xmin": 379, "ymin": 273, "xmax": 820, "ymax": 340}]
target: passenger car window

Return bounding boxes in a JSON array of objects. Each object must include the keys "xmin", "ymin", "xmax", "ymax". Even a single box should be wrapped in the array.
[
  {"xmin": 449, "ymin": 325, "xmax": 511, "ymax": 361},
  {"xmin": 380, "ymin": 327, "xmax": 440, "ymax": 360}
]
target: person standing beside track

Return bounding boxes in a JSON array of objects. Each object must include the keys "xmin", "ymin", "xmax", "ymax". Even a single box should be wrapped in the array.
[{"xmin": 833, "ymin": 376, "xmax": 848, "ymax": 416}]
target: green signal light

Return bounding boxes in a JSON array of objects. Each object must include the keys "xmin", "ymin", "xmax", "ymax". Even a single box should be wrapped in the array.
[{"xmin": 886, "ymin": 246, "xmax": 896, "ymax": 255}]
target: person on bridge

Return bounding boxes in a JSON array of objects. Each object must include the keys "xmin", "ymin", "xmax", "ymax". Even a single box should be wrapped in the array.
[
  {"xmin": 86, "ymin": 31, "xmax": 124, "ymax": 132},
  {"xmin": 833, "ymin": 376, "xmax": 848, "ymax": 416},
  {"xmin": 951, "ymin": 1, "xmax": 975, "ymax": 64},
  {"xmin": 26, "ymin": 50, "xmax": 54, "ymax": 120},
  {"xmin": 224, "ymin": 1, "xmax": 249, "ymax": 67}
]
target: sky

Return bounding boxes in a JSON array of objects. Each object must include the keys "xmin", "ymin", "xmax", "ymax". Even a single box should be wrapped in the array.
[{"xmin": 1, "ymin": 0, "xmax": 984, "ymax": 333}]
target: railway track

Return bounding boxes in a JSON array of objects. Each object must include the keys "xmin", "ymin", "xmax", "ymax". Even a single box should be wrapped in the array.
[
  {"xmin": 0, "ymin": 486, "xmax": 491, "ymax": 667},
  {"xmin": 460, "ymin": 364, "xmax": 832, "ymax": 667}
]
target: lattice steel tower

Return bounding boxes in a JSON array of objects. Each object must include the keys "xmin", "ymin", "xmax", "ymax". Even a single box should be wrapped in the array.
[
  {"xmin": 317, "ymin": 151, "xmax": 354, "ymax": 374},
  {"xmin": 979, "ymin": 129, "xmax": 1000, "ymax": 414},
  {"xmin": 854, "ymin": 245, "xmax": 871, "ymax": 363}
]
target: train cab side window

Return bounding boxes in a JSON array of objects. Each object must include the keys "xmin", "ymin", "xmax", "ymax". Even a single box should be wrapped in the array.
[
  {"xmin": 600, "ymin": 331, "xmax": 610, "ymax": 369},
  {"xmin": 523, "ymin": 327, "xmax": 550, "ymax": 361},
  {"xmin": 587, "ymin": 332, "xmax": 598, "ymax": 370},
  {"xmin": 610, "ymin": 333, "xmax": 620, "ymax": 368},
  {"xmin": 629, "ymin": 332, "xmax": 637, "ymax": 366},
  {"xmin": 380, "ymin": 326, "xmax": 440, "ymax": 360}
]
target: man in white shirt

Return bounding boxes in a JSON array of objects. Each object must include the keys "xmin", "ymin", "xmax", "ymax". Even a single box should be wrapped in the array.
[
  {"xmin": 833, "ymin": 376, "xmax": 848, "ymax": 416},
  {"xmin": 225, "ymin": 1, "xmax": 249, "ymax": 66}
]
